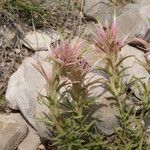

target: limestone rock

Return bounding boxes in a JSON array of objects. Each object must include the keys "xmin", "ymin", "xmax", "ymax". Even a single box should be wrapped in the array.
[
  {"xmin": 93, "ymin": 92, "xmax": 119, "ymax": 135},
  {"xmin": 22, "ymin": 30, "xmax": 59, "ymax": 51},
  {"xmin": 6, "ymin": 51, "xmax": 52, "ymax": 138},
  {"xmin": 84, "ymin": 0, "xmax": 122, "ymax": 25},
  {"xmin": 121, "ymin": 45, "xmax": 149, "ymax": 83},
  {"xmin": 117, "ymin": 5, "xmax": 150, "ymax": 39}
]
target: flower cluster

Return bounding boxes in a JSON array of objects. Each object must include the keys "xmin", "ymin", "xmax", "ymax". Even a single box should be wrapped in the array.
[
  {"xmin": 92, "ymin": 22, "xmax": 127, "ymax": 56},
  {"xmin": 51, "ymin": 41, "xmax": 90, "ymax": 78}
]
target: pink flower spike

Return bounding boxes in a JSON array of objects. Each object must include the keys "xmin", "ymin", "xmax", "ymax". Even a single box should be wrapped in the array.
[
  {"xmin": 91, "ymin": 22, "xmax": 127, "ymax": 55},
  {"xmin": 51, "ymin": 40, "xmax": 83, "ymax": 67}
]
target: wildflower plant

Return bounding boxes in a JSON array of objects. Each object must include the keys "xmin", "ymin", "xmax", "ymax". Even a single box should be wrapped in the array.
[
  {"xmin": 34, "ymin": 40, "xmax": 107, "ymax": 149},
  {"xmin": 135, "ymin": 38, "xmax": 150, "ymax": 120},
  {"xmin": 91, "ymin": 22, "xmax": 128, "ymax": 98},
  {"xmin": 34, "ymin": 22, "xmax": 150, "ymax": 149},
  {"xmin": 91, "ymin": 22, "xmax": 150, "ymax": 149}
]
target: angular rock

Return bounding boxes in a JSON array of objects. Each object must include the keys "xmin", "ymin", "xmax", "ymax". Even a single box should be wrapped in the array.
[
  {"xmin": 84, "ymin": 0, "xmax": 122, "ymax": 25},
  {"xmin": 117, "ymin": 5, "xmax": 150, "ymax": 39},
  {"xmin": 0, "ymin": 113, "xmax": 41, "ymax": 150},
  {"xmin": 93, "ymin": 92, "xmax": 119, "ymax": 135},
  {"xmin": 22, "ymin": 30, "xmax": 59, "ymax": 51},
  {"xmin": 18, "ymin": 127, "xmax": 41, "ymax": 150},
  {"xmin": 38, "ymin": 144, "xmax": 46, "ymax": 150},
  {"xmin": 135, "ymin": 0, "xmax": 150, "ymax": 5},
  {"xmin": 0, "ymin": 113, "xmax": 25, "ymax": 124},
  {"xmin": 0, "ymin": 120, "xmax": 28, "ymax": 150},
  {"xmin": 121, "ymin": 45, "xmax": 149, "ymax": 83},
  {"xmin": 6, "ymin": 51, "xmax": 52, "ymax": 138}
]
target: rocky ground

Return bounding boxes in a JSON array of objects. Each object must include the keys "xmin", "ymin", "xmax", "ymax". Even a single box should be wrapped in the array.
[{"xmin": 1, "ymin": 0, "xmax": 150, "ymax": 150}]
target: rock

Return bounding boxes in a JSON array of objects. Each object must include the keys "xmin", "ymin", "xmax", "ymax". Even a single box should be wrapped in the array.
[
  {"xmin": 18, "ymin": 127, "xmax": 41, "ymax": 150},
  {"xmin": 0, "ymin": 114, "xmax": 29, "ymax": 150},
  {"xmin": 121, "ymin": 45, "xmax": 149, "ymax": 82},
  {"xmin": 120, "ymin": 45, "xmax": 149, "ymax": 97},
  {"xmin": 0, "ymin": 113, "xmax": 41, "ymax": 150},
  {"xmin": 38, "ymin": 144, "xmax": 46, "ymax": 150},
  {"xmin": 83, "ymin": 0, "xmax": 122, "ymax": 25},
  {"xmin": 6, "ymin": 51, "xmax": 52, "ymax": 138},
  {"xmin": 117, "ymin": 5, "xmax": 150, "ymax": 39},
  {"xmin": 22, "ymin": 30, "xmax": 59, "ymax": 51},
  {"xmin": 15, "ymin": 49, "xmax": 21, "ymax": 54},
  {"xmin": 93, "ymin": 92, "xmax": 119, "ymax": 135},
  {"xmin": 135, "ymin": 0, "xmax": 150, "ymax": 5},
  {"xmin": 0, "ymin": 113, "xmax": 26, "ymax": 124}
]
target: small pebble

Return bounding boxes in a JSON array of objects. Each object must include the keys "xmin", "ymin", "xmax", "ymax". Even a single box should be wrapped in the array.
[
  {"xmin": 38, "ymin": 144, "xmax": 46, "ymax": 150},
  {"xmin": 14, "ymin": 49, "xmax": 21, "ymax": 54}
]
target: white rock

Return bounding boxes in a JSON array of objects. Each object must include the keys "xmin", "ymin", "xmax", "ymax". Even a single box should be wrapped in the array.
[
  {"xmin": 22, "ymin": 30, "xmax": 59, "ymax": 51},
  {"xmin": 6, "ymin": 51, "xmax": 52, "ymax": 138}
]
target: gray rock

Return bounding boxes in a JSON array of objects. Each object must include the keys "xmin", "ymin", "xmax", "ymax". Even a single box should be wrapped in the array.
[
  {"xmin": 0, "ymin": 114, "xmax": 29, "ymax": 150},
  {"xmin": 93, "ymin": 92, "xmax": 119, "ymax": 135},
  {"xmin": 135, "ymin": 0, "xmax": 150, "ymax": 5},
  {"xmin": 84, "ymin": 1, "xmax": 150, "ymax": 40},
  {"xmin": 84, "ymin": 0, "xmax": 122, "ymax": 25},
  {"xmin": 120, "ymin": 45, "xmax": 149, "ymax": 97},
  {"xmin": 22, "ymin": 30, "xmax": 59, "ymax": 51},
  {"xmin": 6, "ymin": 51, "xmax": 52, "ymax": 138},
  {"xmin": 0, "ymin": 113, "xmax": 26, "ymax": 124},
  {"xmin": 121, "ymin": 45, "xmax": 149, "ymax": 82},
  {"xmin": 18, "ymin": 127, "xmax": 41, "ymax": 150},
  {"xmin": 0, "ymin": 113, "xmax": 41, "ymax": 150},
  {"xmin": 117, "ymin": 5, "xmax": 150, "ymax": 39}
]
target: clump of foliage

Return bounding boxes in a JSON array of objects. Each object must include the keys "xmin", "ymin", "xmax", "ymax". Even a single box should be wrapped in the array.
[
  {"xmin": 34, "ymin": 22, "xmax": 150, "ymax": 149},
  {"xmin": 34, "ymin": 41, "xmax": 107, "ymax": 149},
  {"xmin": 92, "ymin": 22, "xmax": 150, "ymax": 149}
]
